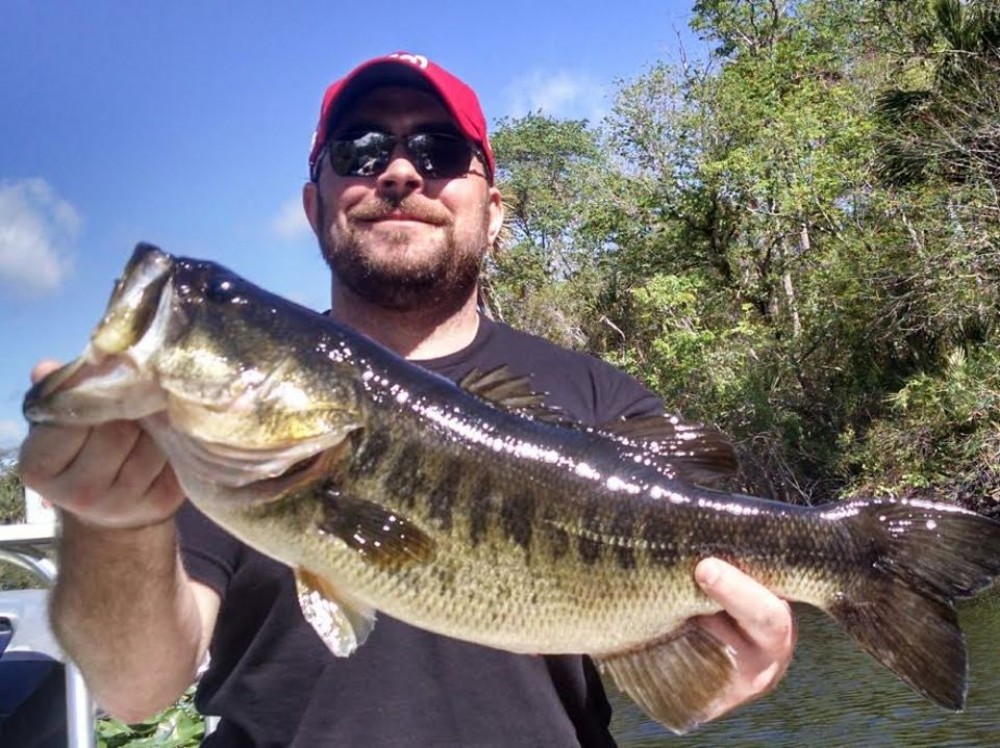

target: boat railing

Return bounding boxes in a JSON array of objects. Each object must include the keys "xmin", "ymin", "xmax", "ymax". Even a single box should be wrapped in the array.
[{"xmin": 0, "ymin": 488, "xmax": 95, "ymax": 748}]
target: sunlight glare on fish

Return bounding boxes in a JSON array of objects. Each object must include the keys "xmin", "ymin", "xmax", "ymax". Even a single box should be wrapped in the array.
[
  {"xmin": 272, "ymin": 380, "xmax": 312, "ymax": 410},
  {"xmin": 650, "ymin": 485, "xmax": 688, "ymax": 504},
  {"xmin": 606, "ymin": 475, "xmax": 640, "ymax": 494}
]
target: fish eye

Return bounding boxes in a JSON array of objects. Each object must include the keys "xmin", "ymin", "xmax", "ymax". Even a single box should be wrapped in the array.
[{"xmin": 205, "ymin": 275, "xmax": 239, "ymax": 303}]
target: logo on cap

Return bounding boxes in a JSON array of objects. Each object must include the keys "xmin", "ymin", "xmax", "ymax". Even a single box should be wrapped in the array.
[{"xmin": 386, "ymin": 52, "xmax": 429, "ymax": 69}]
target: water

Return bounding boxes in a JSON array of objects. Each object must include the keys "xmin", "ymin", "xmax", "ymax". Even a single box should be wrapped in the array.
[{"xmin": 609, "ymin": 591, "xmax": 999, "ymax": 747}]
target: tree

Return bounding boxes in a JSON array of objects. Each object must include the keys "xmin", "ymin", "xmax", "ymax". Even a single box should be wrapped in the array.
[
  {"xmin": 486, "ymin": 114, "xmax": 613, "ymax": 348},
  {"xmin": 590, "ymin": 0, "xmax": 881, "ymax": 500},
  {"xmin": 483, "ymin": 0, "xmax": 1000, "ymax": 515}
]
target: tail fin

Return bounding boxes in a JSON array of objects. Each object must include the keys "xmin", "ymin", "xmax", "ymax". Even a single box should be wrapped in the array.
[{"xmin": 829, "ymin": 499, "xmax": 1000, "ymax": 709}]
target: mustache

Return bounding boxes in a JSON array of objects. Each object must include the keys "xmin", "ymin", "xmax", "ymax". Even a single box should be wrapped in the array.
[{"xmin": 348, "ymin": 198, "xmax": 450, "ymax": 225}]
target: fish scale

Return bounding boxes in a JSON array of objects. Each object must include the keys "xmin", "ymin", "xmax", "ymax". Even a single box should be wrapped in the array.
[{"xmin": 23, "ymin": 243, "xmax": 1000, "ymax": 735}]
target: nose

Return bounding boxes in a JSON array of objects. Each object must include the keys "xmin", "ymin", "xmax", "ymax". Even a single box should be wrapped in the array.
[{"xmin": 375, "ymin": 143, "xmax": 423, "ymax": 199}]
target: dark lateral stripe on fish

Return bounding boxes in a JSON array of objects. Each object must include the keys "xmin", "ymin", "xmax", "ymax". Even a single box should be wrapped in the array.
[
  {"xmin": 642, "ymin": 519, "xmax": 681, "ymax": 567},
  {"xmin": 548, "ymin": 525, "xmax": 571, "ymax": 561},
  {"xmin": 578, "ymin": 499, "xmax": 605, "ymax": 565},
  {"xmin": 384, "ymin": 442, "xmax": 424, "ymax": 509},
  {"xmin": 468, "ymin": 474, "xmax": 493, "ymax": 547},
  {"xmin": 500, "ymin": 491, "xmax": 535, "ymax": 551},
  {"xmin": 615, "ymin": 544, "xmax": 637, "ymax": 570},
  {"xmin": 538, "ymin": 504, "xmax": 570, "ymax": 561},
  {"xmin": 610, "ymin": 504, "xmax": 638, "ymax": 570},
  {"xmin": 349, "ymin": 428, "xmax": 392, "ymax": 478},
  {"xmin": 427, "ymin": 459, "xmax": 462, "ymax": 531},
  {"xmin": 578, "ymin": 535, "xmax": 603, "ymax": 565}
]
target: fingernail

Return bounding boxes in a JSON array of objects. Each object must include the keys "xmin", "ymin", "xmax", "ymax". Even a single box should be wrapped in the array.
[{"xmin": 696, "ymin": 558, "xmax": 721, "ymax": 587}]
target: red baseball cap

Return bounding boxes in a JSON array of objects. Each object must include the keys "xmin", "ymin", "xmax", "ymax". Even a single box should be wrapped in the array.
[{"xmin": 308, "ymin": 52, "xmax": 495, "ymax": 182}]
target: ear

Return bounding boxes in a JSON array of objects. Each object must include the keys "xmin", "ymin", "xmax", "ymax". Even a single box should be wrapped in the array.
[
  {"xmin": 303, "ymin": 181, "xmax": 321, "ymax": 236},
  {"xmin": 486, "ymin": 186, "xmax": 504, "ymax": 247}
]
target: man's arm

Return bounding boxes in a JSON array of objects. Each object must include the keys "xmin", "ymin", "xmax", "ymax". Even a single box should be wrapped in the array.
[
  {"xmin": 49, "ymin": 515, "xmax": 219, "ymax": 722},
  {"xmin": 19, "ymin": 361, "xmax": 220, "ymax": 722}
]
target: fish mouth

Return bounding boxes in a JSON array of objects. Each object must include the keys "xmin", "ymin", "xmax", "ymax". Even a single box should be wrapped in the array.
[{"xmin": 23, "ymin": 243, "xmax": 175, "ymax": 425}]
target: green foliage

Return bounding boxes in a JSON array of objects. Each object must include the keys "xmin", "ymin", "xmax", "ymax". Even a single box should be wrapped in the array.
[
  {"xmin": 877, "ymin": 0, "xmax": 1000, "ymax": 189},
  {"xmin": 487, "ymin": 0, "xmax": 1000, "ymax": 514},
  {"xmin": 97, "ymin": 687, "xmax": 205, "ymax": 748},
  {"xmin": 484, "ymin": 243, "xmax": 590, "ymax": 349},
  {"xmin": 843, "ymin": 347, "xmax": 1000, "ymax": 516},
  {"xmin": 0, "ymin": 452, "xmax": 41, "ymax": 590},
  {"xmin": 491, "ymin": 113, "xmax": 608, "ymax": 272},
  {"xmin": 0, "ymin": 450, "xmax": 24, "ymax": 523},
  {"xmin": 691, "ymin": 0, "xmax": 792, "ymax": 57},
  {"xmin": 487, "ymin": 113, "xmax": 614, "ymax": 345}
]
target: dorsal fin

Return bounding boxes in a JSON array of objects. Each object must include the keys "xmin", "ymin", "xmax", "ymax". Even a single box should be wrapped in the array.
[
  {"xmin": 458, "ymin": 367, "xmax": 739, "ymax": 484},
  {"xmin": 458, "ymin": 366, "xmax": 572, "ymax": 425},
  {"xmin": 597, "ymin": 415, "xmax": 740, "ymax": 485}
]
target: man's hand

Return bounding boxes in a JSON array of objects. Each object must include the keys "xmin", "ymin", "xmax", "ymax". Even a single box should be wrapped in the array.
[
  {"xmin": 19, "ymin": 360, "xmax": 184, "ymax": 529},
  {"xmin": 19, "ymin": 360, "xmax": 214, "ymax": 722},
  {"xmin": 694, "ymin": 558, "xmax": 797, "ymax": 721}
]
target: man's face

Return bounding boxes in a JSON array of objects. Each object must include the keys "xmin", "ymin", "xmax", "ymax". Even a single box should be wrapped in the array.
[{"xmin": 303, "ymin": 86, "xmax": 503, "ymax": 313}]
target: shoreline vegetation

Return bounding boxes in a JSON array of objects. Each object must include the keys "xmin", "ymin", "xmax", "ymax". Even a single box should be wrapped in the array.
[{"xmin": 483, "ymin": 0, "xmax": 1000, "ymax": 521}]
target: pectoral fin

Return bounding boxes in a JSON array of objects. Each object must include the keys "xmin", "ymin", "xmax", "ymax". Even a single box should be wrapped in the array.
[
  {"xmin": 295, "ymin": 567, "xmax": 376, "ymax": 657},
  {"xmin": 595, "ymin": 622, "xmax": 737, "ymax": 734},
  {"xmin": 320, "ymin": 488, "xmax": 435, "ymax": 568}
]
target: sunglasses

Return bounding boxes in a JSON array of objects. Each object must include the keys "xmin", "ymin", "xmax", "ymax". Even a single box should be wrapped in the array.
[{"xmin": 314, "ymin": 131, "xmax": 487, "ymax": 181}]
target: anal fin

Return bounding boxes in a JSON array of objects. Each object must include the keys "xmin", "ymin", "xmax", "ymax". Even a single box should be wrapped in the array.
[
  {"xmin": 295, "ymin": 567, "xmax": 376, "ymax": 657},
  {"xmin": 596, "ymin": 622, "xmax": 736, "ymax": 734}
]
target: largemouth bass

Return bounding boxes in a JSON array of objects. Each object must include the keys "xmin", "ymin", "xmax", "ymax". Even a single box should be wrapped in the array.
[{"xmin": 24, "ymin": 244, "xmax": 1000, "ymax": 733}]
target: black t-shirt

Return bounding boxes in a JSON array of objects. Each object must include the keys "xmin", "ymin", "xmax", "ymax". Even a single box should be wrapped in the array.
[{"xmin": 177, "ymin": 315, "xmax": 662, "ymax": 747}]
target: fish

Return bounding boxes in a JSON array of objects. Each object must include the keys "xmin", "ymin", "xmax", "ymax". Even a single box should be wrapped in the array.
[{"xmin": 23, "ymin": 243, "xmax": 1000, "ymax": 734}]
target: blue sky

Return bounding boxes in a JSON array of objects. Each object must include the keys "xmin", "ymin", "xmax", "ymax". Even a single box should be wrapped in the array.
[{"xmin": 0, "ymin": 1, "xmax": 704, "ymax": 450}]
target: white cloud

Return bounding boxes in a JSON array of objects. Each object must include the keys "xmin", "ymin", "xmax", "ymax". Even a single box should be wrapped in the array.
[
  {"xmin": 0, "ymin": 419, "xmax": 26, "ymax": 450},
  {"xmin": 0, "ymin": 178, "xmax": 79, "ymax": 294},
  {"xmin": 271, "ymin": 196, "xmax": 311, "ymax": 240},
  {"xmin": 502, "ymin": 70, "xmax": 608, "ymax": 122}
]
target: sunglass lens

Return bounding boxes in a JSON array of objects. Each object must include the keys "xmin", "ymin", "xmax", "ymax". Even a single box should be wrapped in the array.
[
  {"xmin": 328, "ymin": 132, "xmax": 392, "ymax": 177},
  {"xmin": 409, "ymin": 134, "xmax": 471, "ymax": 178}
]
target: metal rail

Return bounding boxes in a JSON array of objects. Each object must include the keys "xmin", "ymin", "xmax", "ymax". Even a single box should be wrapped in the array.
[{"xmin": 0, "ymin": 522, "xmax": 95, "ymax": 748}]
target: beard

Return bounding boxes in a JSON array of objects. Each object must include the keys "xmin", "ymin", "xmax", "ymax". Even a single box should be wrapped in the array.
[{"xmin": 316, "ymin": 194, "xmax": 488, "ymax": 313}]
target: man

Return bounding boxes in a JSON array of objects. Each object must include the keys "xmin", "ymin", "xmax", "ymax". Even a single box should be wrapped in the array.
[{"xmin": 20, "ymin": 53, "xmax": 795, "ymax": 746}]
